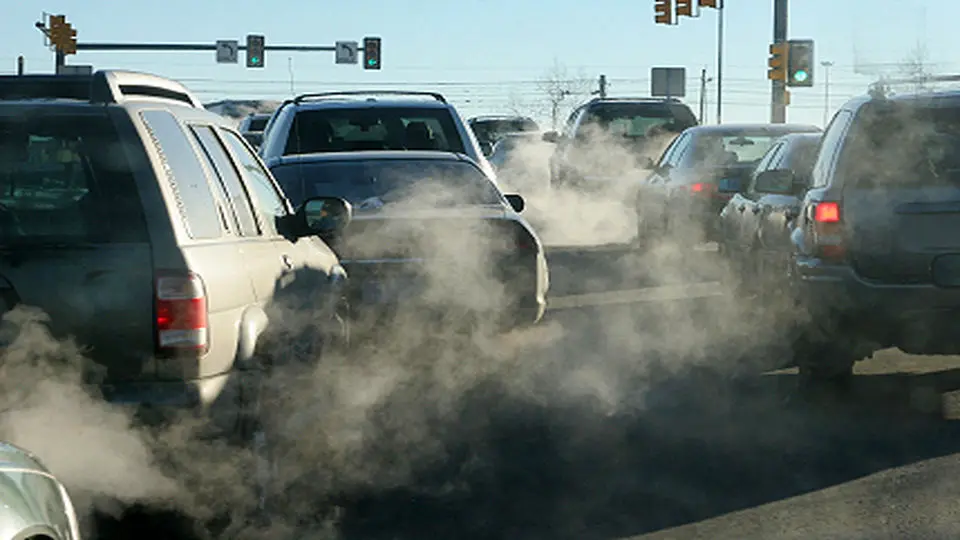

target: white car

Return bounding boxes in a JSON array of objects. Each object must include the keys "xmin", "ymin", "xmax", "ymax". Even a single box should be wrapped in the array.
[{"xmin": 0, "ymin": 442, "xmax": 82, "ymax": 540}]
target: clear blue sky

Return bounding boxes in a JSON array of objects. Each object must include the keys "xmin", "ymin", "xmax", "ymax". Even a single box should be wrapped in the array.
[{"xmin": 2, "ymin": 0, "xmax": 949, "ymax": 128}]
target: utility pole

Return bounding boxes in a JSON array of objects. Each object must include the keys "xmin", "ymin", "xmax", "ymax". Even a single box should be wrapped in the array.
[
  {"xmin": 821, "ymin": 60, "xmax": 834, "ymax": 126},
  {"xmin": 716, "ymin": 0, "xmax": 725, "ymax": 124},
  {"xmin": 699, "ymin": 68, "xmax": 712, "ymax": 123},
  {"xmin": 597, "ymin": 74, "xmax": 608, "ymax": 98},
  {"xmin": 771, "ymin": 0, "xmax": 788, "ymax": 123},
  {"xmin": 17, "ymin": 56, "xmax": 24, "ymax": 76}
]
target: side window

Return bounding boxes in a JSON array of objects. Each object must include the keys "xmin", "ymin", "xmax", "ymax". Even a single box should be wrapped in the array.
[
  {"xmin": 140, "ymin": 110, "xmax": 222, "ymax": 239},
  {"xmin": 563, "ymin": 108, "xmax": 582, "ymax": 137},
  {"xmin": 220, "ymin": 129, "xmax": 288, "ymax": 236},
  {"xmin": 811, "ymin": 110, "xmax": 852, "ymax": 188},
  {"xmin": 189, "ymin": 125, "xmax": 261, "ymax": 237},
  {"xmin": 662, "ymin": 132, "xmax": 690, "ymax": 167}
]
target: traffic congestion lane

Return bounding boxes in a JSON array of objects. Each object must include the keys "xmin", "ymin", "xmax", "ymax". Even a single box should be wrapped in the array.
[{"xmin": 332, "ymin": 297, "xmax": 960, "ymax": 540}]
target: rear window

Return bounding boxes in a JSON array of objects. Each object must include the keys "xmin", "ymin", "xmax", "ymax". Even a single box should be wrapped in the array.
[
  {"xmin": 581, "ymin": 103, "xmax": 696, "ymax": 139},
  {"xmin": 470, "ymin": 118, "xmax": 539, "ymax": 142},
  {"xmin": 271, "ymin": 159, "xmax": 503, "ymax": 208},
  {"xmin": 845, "ymin": 102, "xmax": 960, "ymax": 188},
  {"xmin": 284, "ymin": 107, "xmax": 466, "ymax": 156},
  {"xmin": 689, "ymin": 134, "xmax": 785, "ymax": 166},
  {"xmin": 0, "ymin": 109, "xmax": 148, "ymax": 245},
  {"xmin": 247, "ymin": 116, "xmax": 269, "ymax": 132}
]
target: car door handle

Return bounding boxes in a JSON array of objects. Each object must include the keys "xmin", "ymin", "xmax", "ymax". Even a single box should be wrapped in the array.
[{"xmin": 281, "ymin": 254, "xmax": 294, "ymax": 271}]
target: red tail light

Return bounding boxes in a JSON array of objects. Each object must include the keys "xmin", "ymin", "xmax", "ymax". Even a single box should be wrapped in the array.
[
  {"xmin": 812, "ymin": 201, "xmax": 845, "ymax": 260},
  {"xmin": 155, "ymin": 272, "xmax": 208, "ymax": 353},
  {"xmin": 689, "ymin": 182, "xmax": 717, "ymax": 194}
]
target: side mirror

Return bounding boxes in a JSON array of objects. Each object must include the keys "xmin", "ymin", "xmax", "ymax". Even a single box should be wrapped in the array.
[
  {"xmin": 542, "ymin": 131, "xmax": 560, "ymax": 143},
  {"xmin": 298, "ymin": 196, "xmax": 352, "ymax": 239},
  {"xmin": 504, "ymin": 193, "xmax": 525, "ymax": 213},
  {"xmin": 754, "ymin": 169, "xmax": 795, "ymax": 195},
  {"xmin": 479, "ymin": 141, "xmax": 494, "ymax": 157},
  {"xmin": 717, "ymin": 176, "xmax": 744, "ymax": 193}
]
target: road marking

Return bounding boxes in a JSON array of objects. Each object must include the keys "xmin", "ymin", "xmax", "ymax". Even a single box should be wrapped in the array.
[{"xmin": 547, "ymin": 281, "xmax": 724, "ymax": 310}]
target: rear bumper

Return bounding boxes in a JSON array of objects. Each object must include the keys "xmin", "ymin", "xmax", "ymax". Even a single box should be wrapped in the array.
[
  {"xmin": 98, "ymin": 371, "xmax": 244, "ymax": 429},
  {"xmin": 795, "ymin": 255, "xmax": 960, "ymax": 352}
]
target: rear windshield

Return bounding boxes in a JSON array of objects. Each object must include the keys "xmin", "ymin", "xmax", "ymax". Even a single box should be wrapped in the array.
[
  {"xmin": 271, "ymin": 159, "xmax": 503, "ymax": 208},
  {"xmin": 247, "ymin": 116, "xmax": 269, "ymax": 132},
  {"xmin": 580, "ymin": 103, "xmax": 697, "ymax": 139},
  {"xmin": 284, "ymin": 107, "xmax": 466, "ymax": 156},
  {"xmin": 0, "ymin": 109, "xmax": 147, "ymax": 245},
  {"xmin": 471, "ymin": 118, "xmax": 539, "ymax": 142},
  {"xmin": 782, "ymin": 137, "xmax": 821, "ymax": 179},
  {"xmin": 689, "ymin": 134, "xmax": 785, "ymax": 167},
  {"xmin": 845, "ymin": 102, "xmax": 960, "ymax": 188}
]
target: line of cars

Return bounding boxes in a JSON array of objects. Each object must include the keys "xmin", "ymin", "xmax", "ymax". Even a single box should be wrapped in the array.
[
  {"xmin": 0, "ymin": 70, "xmax": 551, "ymax": 535},
  {"xmin": 639, "ymin": 89, "xmax": 960, "ymax": 392}
]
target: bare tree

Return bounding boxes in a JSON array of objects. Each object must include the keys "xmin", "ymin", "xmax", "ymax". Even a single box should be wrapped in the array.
[
  {"xmin": 536, "ymin": 60, "xmax": 591, "ymax": 131},
  {"xmin": 504, "ymin": 91, "xmax": 542, "ymax": 119},
  {"xmin": 897, "ymin": 43, "xmax": 933, "ymax": 93}
]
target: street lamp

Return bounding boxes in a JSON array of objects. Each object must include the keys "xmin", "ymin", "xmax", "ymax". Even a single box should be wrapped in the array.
[{"xmin": 821, "ymin": 60, "xmax": 834, "ymax": 127}]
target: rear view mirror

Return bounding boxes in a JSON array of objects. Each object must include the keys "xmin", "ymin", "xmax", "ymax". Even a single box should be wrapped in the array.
[
  {"xmin": 754, "ymin": 169, "xmax": 795, "ymax": 195},
  {"xmin": 300, "ymin": 196, "xmax": 352, "ymax": 238},
  {"xmin": 542, "ymin": 131, "xmax": 560, "ymax": 143},
  {"xmin": 717, "ymin": 176, "xmax": 744, "ymax": 193},
  {"xmin": 505, "ymin": 193, "xmax": 525, "ymax": 213}
]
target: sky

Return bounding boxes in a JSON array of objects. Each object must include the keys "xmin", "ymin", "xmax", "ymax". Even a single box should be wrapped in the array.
[{"xmin": 1, "ymin": 0, "xmax": 951, "ymax": 129}]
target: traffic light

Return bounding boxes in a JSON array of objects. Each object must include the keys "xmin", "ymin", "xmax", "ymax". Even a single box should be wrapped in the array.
[
  {"xmin": 655, "ymin": 0, "xmax": 674, "ymax": 24},
  {"xmin": 787, "ymin": 39, "xmax": 814, "ymax": 87},
  {"xmin": 47, "ymin": 15, "xmax": 77, "ymax": 56},
  {"xmin": 699, "ymin": 0, "xmax": 719, "ymax": 7},
  {"xmin": 676, "ymin": 0, "xmax": 694, "ymax": 17},
  {"xmin": 363, "ymin": 37, "xmax": 381, "ymax": 70},
  {"xmin": 246, "ymin": 34, "xmax": 265, "ymax": 68},
  {"xmin": 768, "ymin": 42, "xmax": 788, "ymax": 81}
]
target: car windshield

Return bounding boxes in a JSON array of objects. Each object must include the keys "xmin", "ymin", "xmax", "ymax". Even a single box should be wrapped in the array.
[
  {"xmin": 271, "ymin": 159, "xmax": 504, "ymax": 208},
  {"xmin": 689, "ymin": 134, "xmax": 784, "ymax": 166},
  {"xmin": 283, "ymin": 107, "xmax": 466, "ymax": 156}
]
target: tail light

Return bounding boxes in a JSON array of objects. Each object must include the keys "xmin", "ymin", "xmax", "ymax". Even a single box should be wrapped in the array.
[
  {"xmin": 812, "ymin": 201, "xmax": 846, "ymax": 260},
  {"xmin": 689, "ymin": 182, "xmax": 717, "ymax": 195},
  {"xmin": 155, "ymin": 272, "xmax": 209, "ymax": 353}
]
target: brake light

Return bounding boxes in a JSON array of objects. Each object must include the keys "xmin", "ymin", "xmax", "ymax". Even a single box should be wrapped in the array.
[
  {"xmin": 155, "ymin": 272, "xmax": 208, "ymax": 353},
  {"xmin": 814, "ymin": 202, "xmax": 840, "ymax": 223},
  {"xmin": 690, "ymin": 182, "xmax": 716, "ymax": 194},
  {"xmin": 812, "ymin": 201, "xmax": 845, "ymax": 260}
]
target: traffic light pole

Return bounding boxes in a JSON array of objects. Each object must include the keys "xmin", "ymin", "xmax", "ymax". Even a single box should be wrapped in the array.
[
  {"xmin": 74, "ymin": 42, "xmax": 336, "ymax": 53},
  {"xmin": 771, "ymin": 0, "xmax": 788, "ymax": 123},
  {"xmin": 715, "ymin": 0, "xmax": 724, "ymax": 124}
]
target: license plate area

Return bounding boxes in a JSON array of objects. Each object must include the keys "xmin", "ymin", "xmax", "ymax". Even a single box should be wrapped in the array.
[{"xmin": 931, "ymin": 254, "xmax": 960, "ymax": 288}]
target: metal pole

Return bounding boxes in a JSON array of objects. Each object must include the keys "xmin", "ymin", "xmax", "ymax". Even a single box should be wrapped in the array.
[
  {"xmin": 822, "ymin": 63, "xmax": 828, "ymax": 126},
  {"xmin": 771, "ymin": 0, "xmax": 788, "ymax": 123},
  {"xmin": 17, "ymin": 56, "xmax": 24, "ymax": 76},
  {"xmin": 699, "ymin": 68, "xmax": 707, "ymax": 123},
  {"xmin": 599, "ymin": 74, "xmax": 607, "ymax": 98},
  {"xmin": 55, "ymin": 50, "xmax": 65, "ymax": 73},
  {"xmin": 716, "ymin": 0, "xmax": 724, "ymax": 124}
]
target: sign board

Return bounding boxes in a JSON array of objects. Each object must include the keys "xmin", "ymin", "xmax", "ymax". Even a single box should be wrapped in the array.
[
  {"xmin": 651, "ymin": 67, "xmax": 686, "ymax": 98},
  {"xmin": 216, "ymin": 40, "xmax": 239, "ymax": 64},
  {"xmin": 335, "ymin": 41, "xmax": 359, "ymax": 65},
  {"xmin": 57, "ymin": 64, "xmax": 93, "ymax": 75}
]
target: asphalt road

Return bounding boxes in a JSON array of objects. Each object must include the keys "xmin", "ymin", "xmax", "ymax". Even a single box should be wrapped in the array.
[{"xmin": 89, "ymin": 243, "xmax": 960, "ymax": 540}]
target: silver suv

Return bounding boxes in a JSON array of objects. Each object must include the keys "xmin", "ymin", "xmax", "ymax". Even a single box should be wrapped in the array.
[
  {"xmin": 258, "ymin": 90, "xmax": 499, "ymax": 183},
  {"xmin": 0, "ymin": 70, "xmax": 351, "ymax": 438}
]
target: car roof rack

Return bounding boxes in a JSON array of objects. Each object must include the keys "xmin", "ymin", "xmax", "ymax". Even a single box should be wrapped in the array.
[
  {"xmin": 0, "ymin": 70, "xmax": 203, "ymax": 109},
  {"xmin": 589, "ymin": 96, "xmax": 682, "ymax": 103},
  {"xmin": 292, "ymin": 90, "xmax": 447, "ymax": 104}
]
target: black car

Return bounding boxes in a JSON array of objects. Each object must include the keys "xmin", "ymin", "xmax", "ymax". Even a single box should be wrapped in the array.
[
  {"xmin": 543, "ymin": 97, "xmax": 699, "ymax": 190},
  {"xmin": 635, "ymin": 123, "xmax": 821, "ymax": 247},
  {"xmin": 266, "ymin": 150, "xmax": 550, "ymax": 331}
]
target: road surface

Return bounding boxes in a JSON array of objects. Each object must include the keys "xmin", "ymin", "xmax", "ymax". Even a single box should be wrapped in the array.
[{"xmin": 90, "ymin": 244, "xmax": 960, "ymax": 540}]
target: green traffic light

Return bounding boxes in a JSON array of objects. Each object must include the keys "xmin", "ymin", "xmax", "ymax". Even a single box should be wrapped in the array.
[
  {"xmin": 367, "ymin": 58, "xmax": 377, "ymax": 66},
  {"xmin": 793, "ymin": 70, "xmax": 808, "ymax": 82}
]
